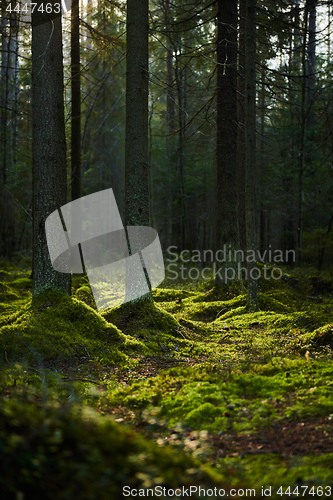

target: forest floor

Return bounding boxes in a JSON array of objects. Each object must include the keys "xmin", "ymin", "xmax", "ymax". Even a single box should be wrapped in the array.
[{"xmin": 0, "ymin": 257, "xmax": 333, "ymax": 498}]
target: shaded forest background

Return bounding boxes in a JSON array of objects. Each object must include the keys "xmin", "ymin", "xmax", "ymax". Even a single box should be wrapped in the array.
[{"xmin": 0, "ymin": 0, "xmax": 333, "ymax": 269}]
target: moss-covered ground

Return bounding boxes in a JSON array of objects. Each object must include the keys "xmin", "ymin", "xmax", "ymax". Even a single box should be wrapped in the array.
[{"xmin": 1, "ymin": 259, "xmax": 333, "ymax": 498}]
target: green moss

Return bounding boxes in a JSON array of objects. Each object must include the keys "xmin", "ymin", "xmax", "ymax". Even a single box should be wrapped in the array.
[
  {"xmin": 0, "ymin": 272, "xmax": 33, "ymax": 315},
  {"xmin": 216, "ymin": 454, "xmax": 333, "ymax": 495},
  {"xmin": 103, "ymin": 298, "xmax": 182, "ymax": 338},
  {"xmin": 180, "ymin": 295, "xmax": 247, "ymax": 322},
  {"xmin": 0, "ymin": 282, "xmax": 19, "ymax": 301},
  {"xmin": 0, "ymin": 387, "xmax": 222, "ymax": 499},
  {"xmin": 0, "ymin": 290, "xmax": 146, "ymax": 367},
  {"xmin": 10, "ymin": 277, "xmax": 32, "ymax": 291},
  {"xmin": 152, "ymin": 288, "xmax": 200, "ymax": 302},
  {"xmin": 102, "ymin": 359, "xmax": 333, "ymax": 433},
  {"xmin": 303, "ymin": 324, "xmax": 333, "ymax": 348},
  {"xmin": 74, "ymin": 284, "xmax": 96, "ymax": 308},
  {"xmin": 2, "ymin": 263, "xmax": 333, "ymax": 494}
]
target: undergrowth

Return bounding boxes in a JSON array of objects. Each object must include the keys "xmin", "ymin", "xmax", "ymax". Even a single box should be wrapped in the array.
[{"xmin": 0, "ymin": 260, "xmax": 333, "ymax": 497}]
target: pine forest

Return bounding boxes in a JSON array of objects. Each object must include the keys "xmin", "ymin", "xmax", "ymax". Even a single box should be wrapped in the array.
[{"xmin": 0, "ymin": 0, "xmax": 333, "ymax": 496}]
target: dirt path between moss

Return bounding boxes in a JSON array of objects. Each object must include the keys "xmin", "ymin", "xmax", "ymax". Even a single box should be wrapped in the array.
[
  {"xmin": 212, "ymin": 416, "xmax": 333, "ymax": 458},
  {"xmin": 103, "ymin": 356, "xmax": 333, "ymax": 461}
]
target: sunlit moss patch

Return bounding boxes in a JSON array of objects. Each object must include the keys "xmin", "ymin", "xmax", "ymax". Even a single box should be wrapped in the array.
[{"xmin": 0, "ymin": 290, "xmax": 146, "ymax": 367}]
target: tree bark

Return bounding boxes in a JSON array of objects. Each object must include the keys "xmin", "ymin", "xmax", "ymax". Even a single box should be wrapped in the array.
[
  {"xmin": 238, "ymin": 0, "xmax": 247, "ymax": 257},
  {"xmin": 297, "ymin": 1, "xmax": 309, "ymax": 261},
  {"xmin": 245, "ymin": 0, "xmax": 258, "ymax": 310},
  {"xmin": 307, "ymin": 0, "xmax": 316, "ymax": 128},
  {"xmin": 32, "ymin": 5, "xmax": 71, "ymax": 295},
  {"xmin": 165, "ymin": 0, "xmax": 175, "ymax": 249},
  {"xmin": 71, "ymin": 0, "xmax": 81, "ymax": 201},
  {"xmin": 215, "ymin": 0, "xmax": 239, "ymax": 287},
  {"xmin": 1, "ymin": 9, "xmax": 8, "ymax": 186},
  {"xmin": 125, "ymin": 0, "xmax": 152, "ymax": 302}
]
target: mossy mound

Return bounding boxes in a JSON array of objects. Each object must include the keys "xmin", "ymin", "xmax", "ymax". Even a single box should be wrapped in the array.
[
  {"xmin": 0, "ymin": 272, "xmax": 32, "ymax": 314},
  {"xmin": 0, "ymin": 282, "xmax": 19, "ymax": 302},
  {"xmin": 197, "ymin": 283, "xmax": 245, "ymax": 302},
  {"xmin": 10, "ymin": 276, "xmax": 32, "ymax": 291},
  {"xmin": 0, "ymin": 290, "xmax": 146, "ymax": 367},
  {"xmin": 0, "ymin": 394, "xmax": 221, "ymax": 499},
  {"xmin": 258, "ymin": 292, "xmax": 291, "ymax": 312},
  {"xmin": 102, "ymin": 298, "xmax": 182, "ymax": 339},
  {"xmin": 304, "ymin": 323, "xmax": 333, "ymax": 348},
  {"xmin": 74, "ymin": 284, "xmax": 96, "ymax": 309},
  {"xmin": 152, "ymin": 288, "xmax": 200, "ymax": 302},
  {"xmin": 184, "ymin": 295, "xmax": 247, "ymax": 322}
]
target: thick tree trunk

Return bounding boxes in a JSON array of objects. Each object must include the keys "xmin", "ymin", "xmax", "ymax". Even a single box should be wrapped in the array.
[
  {"xmin": 0, "ymin": 10, "xmax": 16, "ymax": 257},
  {"xmin": 215, "ymin": 0, "xmax": 239, "ymax": 287},
  {"xmin": 238, "ymin": 0, "xmax": 247, "ymax": 257},
  {"xmin": 245, "ymin": 0, "xmax": 258, "ymax": 310},
  {"xmin": 32, "ymin": 5, "xmax": 71, "ymax": 295},
  {"xmin": 125, "ymin": 0, "xmax": 152, "ymax": 302},
  {"xmin": 125, "ymin": 0, "xmax": 149, "ymax": 227},
  {"xmin": 1, "ymin": 10, "xmax": 8, "ymax": 186},
  {"xmin": 71, "ymin": 0, "xmax": 81, "ymax": 201}
]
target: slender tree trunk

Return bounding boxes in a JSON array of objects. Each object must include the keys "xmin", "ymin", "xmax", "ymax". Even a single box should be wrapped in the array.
[
  {"xmin": 148, "ymin": 79, "xmax": 154, "ymax": 227},
  {"xmin": 259, "ymin": 75, "xmax": 266, "ymax": 257},
  {"xmin": 32, "ymin": 5, "xmax": 71, "ymax": 295},
  {"xmin": 174, "ymin": 43, "xmax": 188, "ymax": 250},
  {"xmin": 215, "ymin": 0, "xmax": 239, "ymax": 287},
  {"xmin": 10, "ymin": 13, "xmax": 19, "ymax": 168},
  {"xmin": 165, "ymin": 0, "xmax": 175, "ymax": 248},
  {"xmin": 307, "ymin": 0, "xmax": 316, "ymax": 129},
  {"xmin": 245, "ymin": 0, "xmax": 258, "ymax": 310},
  {"xmin": 297, "ymin": 2, "xmax": 309, "ymax": 261},
  {"xmin": 328, "ymin": 2, "xmax": 331, "ymax": 60},
  {"xmin": 71, "ymin": 0, "xmax": 81, "ymax": 200},
  {"xmin": 125, "ymin": 0, "xmax": 152, "ymax": 303}
]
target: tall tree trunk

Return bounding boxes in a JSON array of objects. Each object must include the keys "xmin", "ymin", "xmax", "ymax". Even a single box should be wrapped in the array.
[
  {"xmin": 32, "ymin": 5, "xmax": 71, "ymax": 295},
  {"xmin": 328, "ymin": 2, "xmax": 331, "ymax": 59},
  {"xmin": 165, "ymin": 0, "xmax": 175, "ymax": 249},
  {"xmin": 177, "ymin": 53, "xmax": 187, "ymax": 250},
  {"xmin": 71, "ymin": 0, "xmax": 81, "ymax": 201},
  {"xmin": 259, "ymin": 75, "xmax": 266, "ymax": 257},
  {"xmin": 245, "ymin": 0, "xmax": 258, "ymax": 310},
  {"xmin": 10, "ymin": 12, "xmax": 19, "ymax": 168},
  {"xmin": 307, "ymin": 0, "xmax": 316, "ymax": 129},
  {"xmin": 215, "ymin": 0, "xmax": 239, "ymax": 287},
  {"xmin": 174, "ymin": 44, "xmax": 188, "ymax": 250},
  {"xmin": 1, "ymin": 9, "xmax": 8, "ymax": 186},
  {"xmin": 0, "ymin": 9, "xmax": 15, "ymax": 257},
  {"xmin": 297, "ymin": 1, "xmax": 309, "ymax": 261},
  {"xmin": 238, "ymin": 0, "xmax": 247, "ymax": 256},
  {"xmin": 125, "ymin": 0, "xmax": 152, "ymax": 302}
]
